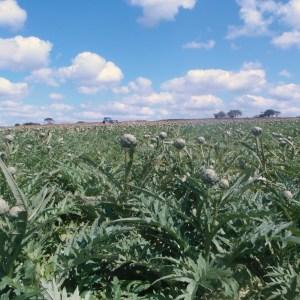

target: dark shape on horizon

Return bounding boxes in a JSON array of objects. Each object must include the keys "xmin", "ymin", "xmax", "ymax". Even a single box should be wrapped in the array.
[
  {"xmin": 263, "ymin": 109, "xmax": 281, "ymax": 118},
  {"xmin": 23, "ymin": 122, "xmax": 41, "ymax": 126},
  {"xmin": 214, "ymin": 111, "xmax": 227, "ymax": 119},
  {"xmin": 103, "ymin": 117, "xmax": 118, "ymax": 124},
  {"xmin": 227, "ymin": 110, "xmax": 242, "ymax": 118},
  {"xmin": 44, "ymin": 117, "xmax": 55, "ymax": 125},
  {"xmin": 255, "ymin": 109, "xmax": 281, "ymax": 118}
]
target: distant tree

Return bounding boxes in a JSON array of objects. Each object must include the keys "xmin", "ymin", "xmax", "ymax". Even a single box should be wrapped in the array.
[
  {"xmin": 227, "ymin": 110, "xmax": 242, "ymax": 118},
  {"xmin": 44, "ymin": 117, "xmax": 54, "ymax": 125},
  {"xmin": 257, "ymin": 113, "xmax": 266, "ymax": 118},
  {"xmin": 14, "ymin": 123, "xmax": 20, "ymax": 127},
  {"xmin": 263, "ymin": 109, "xmax": 281, "ymax": 118},
  {"xmin": 274, "ymin": 110, "xmax": 281, "ymax": 117},
  {"xmin": 214, "ymin": 111, "xmax": 227, "ymax": 119}
]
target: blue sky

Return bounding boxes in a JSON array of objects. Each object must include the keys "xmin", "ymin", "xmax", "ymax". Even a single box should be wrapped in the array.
[{"xmin": 0, "ymin": 0, "xmax": 300, "ymax": 125}]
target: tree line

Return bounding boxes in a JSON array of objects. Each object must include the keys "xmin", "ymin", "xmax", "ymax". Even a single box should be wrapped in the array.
[{"xmin": 214, "ymin": 109, "xmax": 281, "ymax": 119}]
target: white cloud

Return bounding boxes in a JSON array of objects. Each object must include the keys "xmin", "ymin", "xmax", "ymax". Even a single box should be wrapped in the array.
[
  {"xmin": 161, "ymin": 64, "xmax": 267, "ymax": 93},
  {"xmin": 279, "ymin": 69, "xmax": 292, "ymax": 78},
  {"xmin": 128, "ymin": 0, "xmax": 197, "ymax": 26},
  {"xmin": 227, "ymin": 0, "xmax": 276, "ymax": 39},
  {"xmin": 236, "ymin": 94, "xmax": 277, "ymax": 108},
  {"xmin": 0, "ymin": 36, "xmax": 52, "ymax": 71},
  {"xmin": 49, "ymin": 93, "xmax": 64, "ymax": 100},
  {"xmin": 272, "ymin": 31, "xmax": 300, "ymax": 49},
  {"xmin": 4, "ymin": 60, "xmax": 300, "ymax": 124},
  {"xmin": 49, "ymin": 103, "xmax": 73, "ymax": 111},
  {"xmin": 73, "ymin": 102, "xmax": 156, "ymax": 122},
  {"xmin": 0, "ymin": 77, "xmax": 28, "ymax": 101},
  {"xmin": 279, "ymin": 0, "xmax": 300, "ymax": 30},
  {"xmin": 271, "ymin": 83, "xmax": 300, "ymax": 101},
  {"xmin": 77, "ymin": 86, "xmax": 101, "ymax": 95},
  {"xmin": 108, "ymin": 102, "xmax": 155, "ymax": 116},
  {"xmin": 183, "ymin": 40, "xmax": 215, "ymax": 50},
  {"xmin": 184, "ymin": 95, "xmax": 223, "ymax": 110},
  {"xmin": 113, "ymin": 77, "xmax": 152, "ymax": 94},
  {"xmin": 0, "ymin": 100, "xmax": 77, "ymax": 124},
  {"xmin": 235, "ymin": 94, "xmax": 300, "ymax": 116},
  {"xmin": 0, "ymin": 102, "xmax": 40, "ymax": 119},
  {"xmin": 77, "ymin": 111, "xmax": 104, "ymax": 120},
  {"xmin": 228, "ymin": 0, "xmax": 300, "ymax": 51},
  {"xmin": 124, "ymin": 91, "xmax": 175, "ymax": 105},
  {"xmin": 0, "ymin": 0, "xmax": 27, "ymax": 30},
  {"xmin": 58, "ymin": 52, "xmax": 123, "ymax": 94},
  {"xmin": 27, "ymin": 68, "xmax": 58, "ymax": 87}
]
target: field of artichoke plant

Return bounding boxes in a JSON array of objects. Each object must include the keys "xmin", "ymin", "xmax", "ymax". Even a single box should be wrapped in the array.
[{"xmin": 0, "ymin": 119, "xmax": 300, "ymax": 299}]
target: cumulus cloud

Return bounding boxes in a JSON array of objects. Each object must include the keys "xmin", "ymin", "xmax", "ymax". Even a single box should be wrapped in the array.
[
  {"xmin": 183, "ymin": 40, "xmax": 216, "ymax": 50},
  {"xmin": 106, "ymin": 101, "xmax": 155, "ymax": 116},
  {"xmin": 4, "ymin": 61, "xmax": 300, "ymax": 124},
  {"xmin": 272, "ymin": 31, "xmax": 300, "ymax": 49},
  {"xmin": 113, "ymin": 77, "xmax": 152, "ymax": 94},
  {"xmin": 271, "ymin": 83, "xmax": 300, "ymax": 101},
  {"xmin": 0, "ymin": 77, "xmax": 74, "ymax": 124},
  {"xmin": 161, "ymin": 64, "xmax": 267, "ymax": 93},
  {"xmin": 279, "ymin": 0, "xmax": 300, "ymax": 30},
  {"xmin": 184, "ymin": 95, "xmax": 223, "ymax": 110},
  {"xmin": 0, "ymin": 0, "xmax": 27, "ymax": 30},
  {"xmin": 49, "ymin": 103, "xmax": 73, "ymax": 111},
  {"xmin": 26, "ymin": 68, "xmax": 59, "ymax": 87},
  {"xmin": 76, "ymin": 111, "xmax": 104, "ymax": 120},
  {"xmin": 236, "ymin": 94, "xmax": 278, "ymax": 108},
  {"xmin": 0, "ymin": 36, "xmax": 52, "ymax": 71},
  {"xmin": 124, "ymin": 91, "xmax": 175, "ymax": 105},
  {"xmin": 279, "ymin": 69, "xmax": 292, "ymax": 78},
  {"xmin": 128, "ymin": 0, "xmax": 197, "ymax": 26},
  {"xmin": 228, "ymin": 0, "xmax": 300, "ymax": 50},
  {"xmin": 0, "ymin": 102, "xmax": 39, "ymax": 119},
  {"xmin": 58, "ymin": 52, "xmax": 123, "ymax": 94},
  {"xmin": 0, "ymin": 100, "xmax": 77, "ymax": 125},
  {"xmin": 49, "ymin": 93, "xmax": 64, "ymax": 100},
  {"xmin": 235, "ymin": 94, "xmax": 300, "ymax": 116},
  {"xmin": 81, "ymin": 64, "xmax": 273, "ymax": 121},
  {"xmin": 0, "ymin": 77, "xmax": 28, "ymax": 101},
  {"xmin": 227, "ymin": 0, "xmax": 276, "ymax": 39}
]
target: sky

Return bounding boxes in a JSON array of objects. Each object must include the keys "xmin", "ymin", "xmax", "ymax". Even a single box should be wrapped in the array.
[{"xmin": 0, "ymin": 0, "xmax": 300, "ymax": 125}]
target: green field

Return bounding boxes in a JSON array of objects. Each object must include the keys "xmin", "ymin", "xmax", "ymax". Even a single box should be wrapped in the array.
[{"xmin": 1, "ymin": 120, "xmax": 300, "ymax": 299}]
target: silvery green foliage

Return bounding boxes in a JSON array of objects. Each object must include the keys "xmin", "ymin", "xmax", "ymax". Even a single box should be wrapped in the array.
[
  {"xmin": 0, "ymin": 120, "xmax": 300, "ymax": 299},
  {"xmin": 42, "ymin": 280, "xmax": 92, "ymax": 300}
]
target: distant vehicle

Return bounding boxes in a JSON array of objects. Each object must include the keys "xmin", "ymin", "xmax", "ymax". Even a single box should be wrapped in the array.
[{"xmin": 102, "ymin": 117, "xmax": 118, "ymax": 124}]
